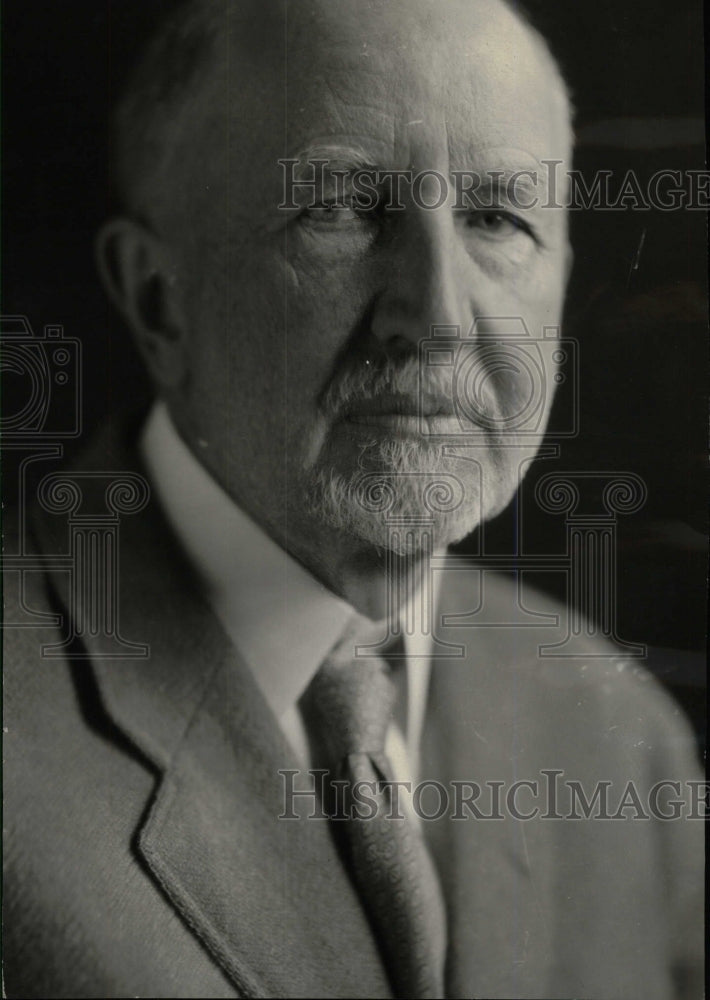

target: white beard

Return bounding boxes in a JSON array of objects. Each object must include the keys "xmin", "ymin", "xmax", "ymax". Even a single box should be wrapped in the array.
[
  {"xmin": 299, "ymin": 351, "xmax": 545, "ymax": 555},
  {"xmin": 303, "ymin": 435, "xmax": 489, "ymax": 556}
]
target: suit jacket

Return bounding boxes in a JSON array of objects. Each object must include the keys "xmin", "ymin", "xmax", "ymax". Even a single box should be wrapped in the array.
[{"xmin": 3, "ymin": 416, "xmax": 704, "ymax": 999}]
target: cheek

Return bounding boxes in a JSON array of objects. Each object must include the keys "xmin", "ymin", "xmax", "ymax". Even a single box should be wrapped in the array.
[
  {"xmin": 280, "ymin": 250, "xmax": 375, "ymax": 396},
  {"xmin": 187, "ymin": 241, "xmax": 372, "ymax": 449},
  {"xmin": 499, "ymin": 253, "xmax": 567, "ymax": 318},
  {"xmin": 462, "ymin": 263, "xmax": 566, "ymax": 430}
]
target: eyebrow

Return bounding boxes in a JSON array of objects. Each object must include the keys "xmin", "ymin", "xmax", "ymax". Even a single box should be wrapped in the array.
[
  {"xmin": 292, "ymin": 146, "xmax": 550, "ymax": 188},
  {"xmin": 456, "ymin": 168, "xmax": 551, "ymax": 204},
  {"xmin": 290, "ymin": 143, "xmax": 380, "ymax": 175},
  {"xmin": 285, "ymin": 143, "xmax": 555, "ymax": 217}
]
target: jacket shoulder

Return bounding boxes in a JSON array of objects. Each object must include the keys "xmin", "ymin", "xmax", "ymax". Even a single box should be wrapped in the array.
[{"xmin": 435, "ymin": 561, "xmax": 701, "ymax": 768}]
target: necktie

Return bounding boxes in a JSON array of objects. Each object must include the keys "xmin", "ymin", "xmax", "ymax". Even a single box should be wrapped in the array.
[{"xmin": 300, "ymin": 621, "xmax": 447, "ymax": 999}]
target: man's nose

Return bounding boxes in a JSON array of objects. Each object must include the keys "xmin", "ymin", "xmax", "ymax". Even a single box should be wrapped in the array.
[{"xmin": 370, "ymin": 200, "xmax": 473, "ymax": 354}]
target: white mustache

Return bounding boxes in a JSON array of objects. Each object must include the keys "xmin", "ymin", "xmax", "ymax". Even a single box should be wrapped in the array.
[{"xmin": 320, "ymin": 355, "xmax": 499, "ymax": 423}]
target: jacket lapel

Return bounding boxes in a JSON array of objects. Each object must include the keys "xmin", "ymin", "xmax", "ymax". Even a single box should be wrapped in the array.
[
  {"xmin": 33, "ymin": 416, "xmax": 392, "ymax": 999},
  {"xmin": 422, "ymin": 567, "xmax": 554, "ymax": 998}
]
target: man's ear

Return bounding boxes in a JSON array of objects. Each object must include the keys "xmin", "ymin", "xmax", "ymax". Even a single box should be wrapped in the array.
[{"xmin": 95, "ymin": 217, "xmax": 187, "ymax": 390}]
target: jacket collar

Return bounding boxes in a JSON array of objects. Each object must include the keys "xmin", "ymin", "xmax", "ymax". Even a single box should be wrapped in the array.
[
  {"xmin": 32, "ymin": 412, "xmax": 392, "ymax": 998},
  {"xmin": 139, "ymin": 400, "xmax": 355, "ymax": 724}
]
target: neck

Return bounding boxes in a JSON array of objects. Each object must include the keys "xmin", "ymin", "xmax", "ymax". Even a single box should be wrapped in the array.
[
  {"xmin": 166, "ymin": 403, "xmax": 440, "ymax": 619},
  {"xmin": 273, "ymin": 517, "xmax": 436, "ymax": 621}
]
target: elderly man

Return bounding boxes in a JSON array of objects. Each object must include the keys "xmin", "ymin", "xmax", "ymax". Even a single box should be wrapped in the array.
[{"xmin": 3, "ymin": 1, "xmax": 703, "ymax": 998}]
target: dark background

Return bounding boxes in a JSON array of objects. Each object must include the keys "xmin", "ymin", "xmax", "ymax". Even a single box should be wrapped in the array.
[{"xmin": 2, "ymin": 2, "xmax": 707, "ymax": 740}]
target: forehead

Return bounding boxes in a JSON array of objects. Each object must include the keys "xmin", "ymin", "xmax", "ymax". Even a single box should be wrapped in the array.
[
  {"xmin": 279, "ymin": 0, "xmax": 567, "ymax": 167},
  {"xmin": 181, "ymin": 0, "xmax": 569, "ymax": 222}
]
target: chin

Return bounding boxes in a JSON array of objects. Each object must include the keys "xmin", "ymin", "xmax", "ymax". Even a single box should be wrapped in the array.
[{"xmin": 302, "ymin": 434, "xmax": 521, "ymax": 556}]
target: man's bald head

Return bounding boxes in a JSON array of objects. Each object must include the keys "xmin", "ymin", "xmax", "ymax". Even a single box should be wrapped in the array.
[
  {"xmin": 100, "ymin": 0, "xmax": 574, "ymax": 572},
  {"xmin": 110, "ymin": 0, "xmax": 574, "ymax": 224}
]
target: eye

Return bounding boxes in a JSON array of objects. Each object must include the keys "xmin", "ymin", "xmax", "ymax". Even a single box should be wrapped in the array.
[
  {"xmin": 465, "ymin": 210, "xmax": 533, "ymax": 240},
  {"xmin": 302, "ymin": 201, "xmax": 360, "ymax": 224}
]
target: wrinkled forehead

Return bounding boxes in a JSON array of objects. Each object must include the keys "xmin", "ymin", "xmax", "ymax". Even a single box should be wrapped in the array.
[
  {"xmin": 278, "ymin": 0, "xmax": 570, "ymax": 169},
  {"xmin": 201, "ymin": 0, "xmax": 570, "ymax": 169},
  {"xmin": 158, "ymin": 0, "xmax": 571, "ymax": 235}
]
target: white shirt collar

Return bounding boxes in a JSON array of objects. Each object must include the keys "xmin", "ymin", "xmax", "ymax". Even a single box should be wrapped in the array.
[
  {"xmin": 139, "ymin": 401, "xmax": 354, "ymax": 721},
  {"xmin": 139, "ymin": 401, "xmax": 434, "ymax": 782}
]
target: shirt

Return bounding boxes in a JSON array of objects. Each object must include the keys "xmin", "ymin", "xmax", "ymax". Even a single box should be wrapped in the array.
[{"xmin": 139, "ymin": 401, "xmax": 433, "ymax": 790}]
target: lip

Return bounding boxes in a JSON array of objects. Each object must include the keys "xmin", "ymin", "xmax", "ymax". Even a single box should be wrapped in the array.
[
  {"xmin": 344, "ymin": 413, "xmax": 429, "ymax": 432},
  {"xmin": 338, "ymin": 414, "xmax": 467, "ymax": 437},
  {"xmin": 343, "ymin": 392, "xmax": 454, "ymax": 420}
]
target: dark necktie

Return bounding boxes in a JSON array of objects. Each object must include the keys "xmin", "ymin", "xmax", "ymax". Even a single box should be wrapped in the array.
[{"xmin": 300, "ymin": 621, "xmax": 447, "ymax": 999}]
